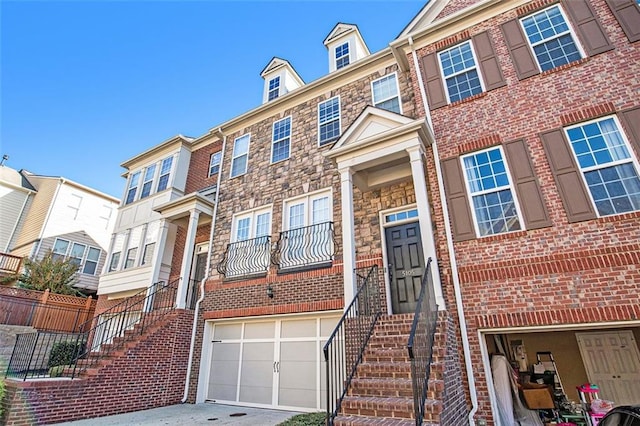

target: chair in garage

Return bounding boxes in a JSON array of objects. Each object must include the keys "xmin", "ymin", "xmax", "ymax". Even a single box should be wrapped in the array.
[{"xmin": 576, "ymin": 384, "xmax": 608, "ymax": 426}]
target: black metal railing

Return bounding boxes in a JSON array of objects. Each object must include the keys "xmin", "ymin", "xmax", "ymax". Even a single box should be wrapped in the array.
[
  {"xmin": 272, "ymin": 222, "xmax": 337, "ymax": 272},
  {"xmin": 323, "ymin": 265, "xmax": 381, "ymax": 425},
  {"xmin": 406, "ymin": 258, "xmax": 438, "ymax": 426},
  {"xmin": 5, "ymin": 330, "xmax": 86, "ymax": 380},
  {"xmin": 69, "ymin": 279, "xmax": 178, "ymax": 378},
  {"xmin": 5, "ymin": 279, "xmax": 178, "ymax": 380},
  {"xmin": 217, "ymin": 236, "xmax": 271, "ymax": 278}
]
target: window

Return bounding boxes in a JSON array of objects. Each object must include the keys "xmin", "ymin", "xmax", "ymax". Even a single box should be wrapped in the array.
[
  {"xmin": 124, "ymin": 227, "xmax": 142, "ymax": 269},
  {"xmin": 462, "ymin": 147, "xmax": 522, "ymax": 236},
  {"xmin": 438, "ymin": 41, "xmax": 483, "ymax": 103},
  {"xmin": 156, "ymin": 156, "xmax": 173, "ymax": 192},
  {"xmin": 385, "ymin": 209, "xmax": 418, "ymax": 223},
  {"xmin": 82, "ymin": 247, "xmax": 101, "ymax": 275},
  {"xmin": 371, "ymin": 73, "xmax": 401, "ymax": 114},
  {"xmin": 318, "ymin": 97, "xmax": 341, "ymax": 146},
  {"xmin": 125, "ymin": 172, "xmax": 140, "ymax": 205},
  {"xmin": 271, "ymin": 117, "xmax": 291, "ymax": 163},
  {"xmin": 209, "ymin": 152, "xmax": 221, "ymax": 177},
  {"xmin": 280, "ymin": 190, "xmax": 333, "ymax": 269},
  {"xmin": 268, "ymin": 76, "xmax": 280, "ymax": 101},
  {"xmin": 520, "ymin": 5, "xmax": 582, "ymax": 72},
  {"xmin": 141, "ymin": 221, "xmax": 159, "ymax": 266},
  {"xmin": 52, "ymin": 239, "xmax": 70, "ymax": 262},
  {"xmin": 109, "ymin": 233, "xmax": 125, "ymax": 272},
  {"xmin": 335, "ymin": 42, "xmax": 350, "ymax": 70},
  {"xmin": 140, "ymin": 164, "xmax": 156, "ymax": 199},
  {"xmin": 230, "ymin": 134, "xmax": 250, "ymax": 178},
  {"xmin": 227, "ymin": 207, "xmax": 272, "ymax": 277},
  {"xmin": 69, "ymin": 243, "xmax": 86, "ymax": 266},
  {"xmin": 565, "ymin": 116, "xmax": 640, "ymax": 216}
]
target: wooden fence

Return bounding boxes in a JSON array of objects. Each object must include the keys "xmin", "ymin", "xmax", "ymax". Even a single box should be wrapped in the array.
[{"xmin": 0, "ymin": 287, "xmax": 96, "ymax": 333}]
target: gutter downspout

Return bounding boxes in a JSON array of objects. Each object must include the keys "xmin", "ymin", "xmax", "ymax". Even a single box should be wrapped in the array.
[
  {"xmin": 408, "ymin": 36, "xmax": 478, "ymax": 425},
  {"xmin": 182, "ymin": 128, "xmax": 227, "ymax": 403}
]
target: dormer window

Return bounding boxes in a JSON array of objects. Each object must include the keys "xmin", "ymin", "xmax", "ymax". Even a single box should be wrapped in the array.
[
  {"xmin": 260, "ymin": 58, "xmax": 304, "ymax": 104},
  {"xmin": 324, "ymin": 23, "xmax": 370, "ymax": 73},
  {"xmin": 335, "ymin": 43, "xmax": 350, "ymax": 70},
  {"xmin": 268, "ymin": 76, "xmax": 280, "ymax": 101}
]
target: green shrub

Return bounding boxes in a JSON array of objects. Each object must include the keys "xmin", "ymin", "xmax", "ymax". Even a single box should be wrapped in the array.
[
  {"xmin": 277, "ymin": 412, "xmax": 326, "ymax": 426},
  {"xmin": 47, "ymin": 341, "xmax": 85, "ymax": 368},
  {"xmin": 0, "ymin": 378, "xmax": 5, "ymax": 417},
  {"xmin": 48, "ymin": 365, "xmax": 70, "ymax": 378}
]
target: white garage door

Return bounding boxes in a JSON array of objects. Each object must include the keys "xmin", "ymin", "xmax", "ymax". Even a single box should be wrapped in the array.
[{"xmin": 206, "ymin": 314, "xmax": 340, "ymax": 411}]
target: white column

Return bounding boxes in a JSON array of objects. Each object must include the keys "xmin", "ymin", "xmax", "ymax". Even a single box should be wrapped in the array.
[
  {"xmin": 176, "ymin": 210, "xmax": 200, "ymax": 309},
  {"xmin": 407, "ymin": 146, "xmax": 445, "ymax": 309},
  {"xmin": 339, "ymin": 167, "xmax": 357, "ymax": 308},
  {"xmin": 145, "ymin": 219, "xmax": 170, "ymax": 312}
]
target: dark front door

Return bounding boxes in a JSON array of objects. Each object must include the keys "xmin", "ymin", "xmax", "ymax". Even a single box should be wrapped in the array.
[{"xmin": 385, "ymin": 222, "xmax": 425, "ymax": 314}]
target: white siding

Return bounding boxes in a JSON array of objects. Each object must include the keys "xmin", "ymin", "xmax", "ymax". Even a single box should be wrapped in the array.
[{"xmin": 0, "ymin": 184, "xmax": 31, "ymax": 252}]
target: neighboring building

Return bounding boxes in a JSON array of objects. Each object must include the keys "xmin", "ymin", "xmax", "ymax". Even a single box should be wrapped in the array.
[
  {"xmin": 0, "ymin": 165, "xmax": 119, "ymax": 294},
  {"xmin": 390, "ymin": 0, "xmax": 640, "ymax": 422},
  {"xmin": 4, "ymin": 1, "xmax": 640, "ymax": 425}
]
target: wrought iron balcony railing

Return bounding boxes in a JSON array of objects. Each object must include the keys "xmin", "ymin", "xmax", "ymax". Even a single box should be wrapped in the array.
[
  {"xmin": 217, "ymin": 236, "xmax": 271, "ymax": 279},
  {"xmin": 271, "ymin": 221, "xmax": 336, "ymax": 272}
]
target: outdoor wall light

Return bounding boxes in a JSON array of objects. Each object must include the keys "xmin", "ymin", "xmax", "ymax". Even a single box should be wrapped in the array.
[{"xmin": 267, "ymin": 284, "xmax": 274, "ymax": 298}]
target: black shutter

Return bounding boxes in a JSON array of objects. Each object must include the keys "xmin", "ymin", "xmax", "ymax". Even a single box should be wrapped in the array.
[
  {"xmin": 420, "ymin": 52, "xmax": 448, "ymax": 110},
  {"xmin": 503, "ymin": 139, "xmax": 551, "ymax": 229},
  {"xmin": 605, "ymin": 0, "xmax": 640, "ymax": 43},
  {"xmin": 472, "ymin": 31, "xmax": 507, "ymax": 91},
  {"xmin": 540, "ymin": 129, "xmax": 597, "ymax": 223},
  {"xmin": 501, "ymin": 18, "xmax": 539, "ymax": 80},
  {"xmin": 441, "ymin": 157, "xmax": 476, "ymax": 241},
  {"xmin": 562, "ymin": 0, "xmax": 614, "ymax": 56}
]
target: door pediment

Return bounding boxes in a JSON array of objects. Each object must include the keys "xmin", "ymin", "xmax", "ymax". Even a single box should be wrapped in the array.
[{"xmin": 324, "ymin": 106, "xmax": 434, "ymax": 190}]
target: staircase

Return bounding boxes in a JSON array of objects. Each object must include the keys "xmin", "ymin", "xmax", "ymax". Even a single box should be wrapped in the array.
[{"xmin": 334, "ymin": 314, "xmax": 445, "ymax": 426}]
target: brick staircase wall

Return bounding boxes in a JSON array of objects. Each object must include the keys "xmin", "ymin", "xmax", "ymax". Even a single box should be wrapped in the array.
[
  {"xmin": 1, "ymin": 309, "xmax": 193, "ymax": 425},
  {"xmin": 332, "ymin": 311, "xmax": 469, "ymax": 426},
  {"xmin": 436, "ymin": 311, "xmax": 469, "ymax": 425}
]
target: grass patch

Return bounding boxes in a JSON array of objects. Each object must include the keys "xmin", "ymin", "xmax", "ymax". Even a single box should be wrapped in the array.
[{"xmin": 277, "ymin": 411, "xmax": 326, "ymax": 426}]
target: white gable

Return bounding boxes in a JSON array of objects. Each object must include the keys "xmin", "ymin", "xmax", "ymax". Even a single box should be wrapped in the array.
[
  {"xmin": 332, "ymin": 106, "xmax": 414, "ymax": 151},
  {"xmin": 323, "ymin": 23, "xmax": 370, "ymax": 73},
  {"xmin": 397, "ymin": 0, "xmax": 450, "ymax": 38},
  {"xmin": 260, "ymin": 57, "xmax": 304, "ymax": 104}
]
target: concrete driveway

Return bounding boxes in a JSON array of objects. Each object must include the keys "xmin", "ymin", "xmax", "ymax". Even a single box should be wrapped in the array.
[{"xmin": 56, "ymin": 403, "xmax": 305, "ymax": 425}]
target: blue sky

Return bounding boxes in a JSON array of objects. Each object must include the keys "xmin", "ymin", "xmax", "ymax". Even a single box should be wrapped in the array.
[{"xmin": 2, "ymin": 0, "xmax": 424, "ymax": 198}]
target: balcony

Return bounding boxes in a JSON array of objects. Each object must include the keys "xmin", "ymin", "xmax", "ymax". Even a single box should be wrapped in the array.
[
  {"xmin": 272, "ymin": 221, "xmax": 336, "ymax": 273},
  {"xmin": 217, "ymin": 236, "xmax": 271, "ymax": 279}
]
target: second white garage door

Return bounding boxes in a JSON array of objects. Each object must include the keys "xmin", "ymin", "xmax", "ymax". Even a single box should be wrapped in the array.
[{"xmin": 206, "ymin": 313, "xmax": 340, "ymax": 411}]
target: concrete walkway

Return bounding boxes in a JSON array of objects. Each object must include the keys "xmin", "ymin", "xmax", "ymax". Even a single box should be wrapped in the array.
[{"xmin": 56, "ymin": 403, "xmax": 304, "ymax": 425}]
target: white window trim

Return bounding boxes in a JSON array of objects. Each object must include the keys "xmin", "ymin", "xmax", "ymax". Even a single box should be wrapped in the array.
[
  {"xmin": 460, "ymin": 146, "xmax": 525, "ymax": 238},
  {"xmin": 268, "ymin": 76, "xmax": 281, "ymax": 101},
  {"xmin": 438, "ymin": 40, "xmax": 485, "ymax": 104},
  {"xmin": 230, "ymin": 133, "xmax": 251, "ymax": 178},
  {"xmin": 156, "ymin": 155, "xmax": 175, "ymax": 193},
  {"xmin": 51, "ymin": 238, "xmax": 102, "ymax": 275},
  {"xmin": 370, "ymin": 72, "xmax": 402, "ymax": 114},
  {"xmin": 270, "ymin": 116, "xmax": 292, "ymax": 164},
  {"xmin": 317, "ymin": 95, "xmax": 341, "ymax": 147},
  {"xmin": 209, "ymin": 152, "xmax": 221, "ymax": 177},
  {"xmin": 282, "ymin": 188, "xmax": 333, "ymax": 230},
  {"xmin": 231, "ymin": 205, "xmax": 273, "ymax": 243},
  {"xmin": 519, "ymin": 4, "xmax": 586, "ymax": 73},
  {"xmin": 563, "ymin": 115, "xmax": 640, "ymax": 218},
  {"xmin": 335, "ymin": 42, "xmax": 350, "ymax": 70}
]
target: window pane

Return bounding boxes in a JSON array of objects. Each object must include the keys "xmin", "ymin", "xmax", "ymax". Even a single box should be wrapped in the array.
[
  {"xmin": 109, "ymin": 252, "xmax": 121, "ymax": 272},
  {"xmin": 522, "ymin": 5, "xmax": 581, "ymax": 71},
  {"xmin": 231, "ymin": 135, "xmax": 250, "ymax": 177},
  {"xmin": 372, "ymin": 74, "xmax": 400, "ymax": 114},
  {"xmin": 126, "ymin": 172, "xmax": 140, "ymax": 204},
  {"xmin": 125, "ymin": 248, "xmax": 138, "ymax": 269},
  {"xmin": 69, "ymin": 243, "xmax": 86, "ymax": 265},
  {"xmin": 272, "ymin": 117, "xmax": 291, "ymax": 163},
  {"xmin": 236, "ymin": 217, "xmax": 250, "ymax": 241},
  {"xmin": 141, "ymin": 242, "xmax": 155, "ymax": 266},
  {"xmin": 140, "ymin": 164, "xmax": 156, "ymax": 199},
  {"xmin": 335, "ymin": 43, "xmax": 349, "ymax": 69},
  {"xmin": 289, "ymin": 204, "xmax": 305, "ymax": 229},
  {"xmin": 268, "ymin": 76, "xmax": 280, "ymax": 101},
  {"xmin": 209, "ymin": 152, "xmax": 221, "ymax": 177},
  {"xmin": 82, "ymin": 248, "xmax": 100, "ymax": 274},
  {"xmin": 312, "ymin": 197, "xmax": 330, "ymax": 224},
  {"xmin": 156, "ymin": 157, "xmax": 173, "ymax": 192},
  {"xmin": 319, "ymin": 97, "xmax": 340, "ymax": 144},
  {"xmin": 255, "ymin": 213, "xmax": 271, "ymax": 237}
]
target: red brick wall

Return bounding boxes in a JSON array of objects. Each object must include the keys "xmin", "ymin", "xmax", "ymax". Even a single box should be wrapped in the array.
[
  {"xmin": 185, "ymin": 141, "xmax": 223, "ymax": 194},
  {"xmin": 438, "ymin": 312, "xmax": 469, "ymax": 426},
  {"xmin": 2, "ymin": 310, "xmax": 193, "ymax": 425},
  {"xmin": 407, "ymin": 0, "xmax": 640, "ymax": 423}
]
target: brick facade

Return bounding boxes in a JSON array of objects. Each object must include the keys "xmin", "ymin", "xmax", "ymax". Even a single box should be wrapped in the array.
[
  {"xmin": 2, "ymin": 310, "xmax": 193, "ymax": 425},
  {"xmin": 406, "ymin": 0, "xmax": 640, "ymax": 423}
]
